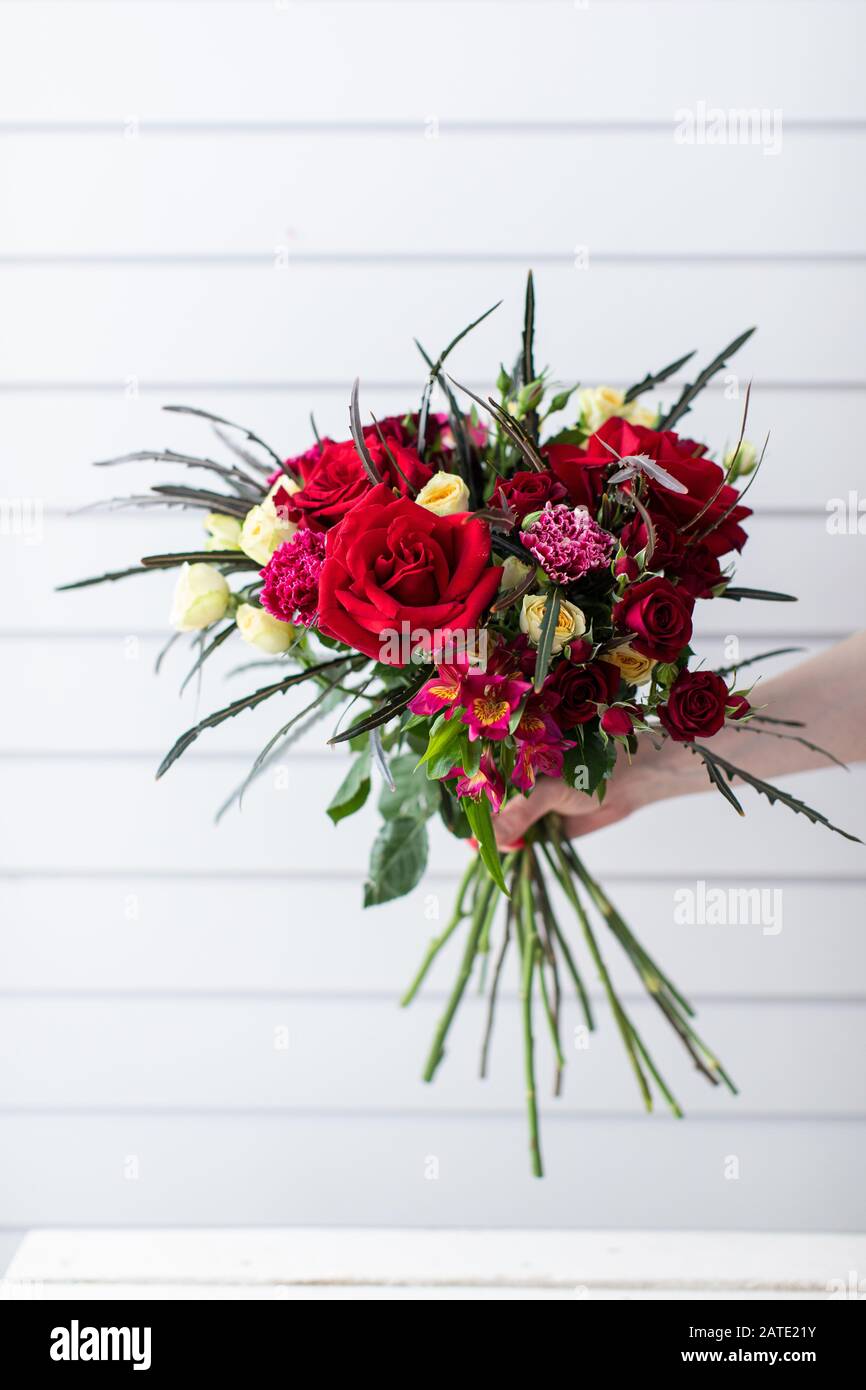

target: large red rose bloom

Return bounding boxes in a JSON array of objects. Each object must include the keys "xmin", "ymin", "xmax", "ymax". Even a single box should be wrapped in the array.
[
  {"xmin": 317, "ymin": 484, "xmax": 503, "ymax": 665},
  {"xmin": 585, "ymin": 418, "xmax": 751, "ymax": 557},
  {"xmin": 288, "ymin": 434, "xmax": 432, "ymax": 532},
  {"xmin": 612, "ymin": 575, "xmax": 694, "ymax": 661}
]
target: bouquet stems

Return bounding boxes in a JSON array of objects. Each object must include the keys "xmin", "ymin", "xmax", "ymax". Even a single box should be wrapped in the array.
[{"xmin": 402, "ymin": 814, "xmax": 735, "ymax": 1177}]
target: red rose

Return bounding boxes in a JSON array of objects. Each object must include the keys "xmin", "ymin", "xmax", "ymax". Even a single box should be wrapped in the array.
[
  {"xmin": 288, "ymin": 434, "xmax": 432, "ymax": 532},
  {"xmin": 726, "ymin": 692, "xmax": 751, "ymax": 721},
  {"xmin": 317, "ymin": 484, "xmax": 503, "ymax": 665},
  {"xmin": 544, "ymin": 442, "xmax": 610, "ymax": 511},
  {"xmin": 600, "ymin": 706, "xmax": 634, "ymax": 737},
  {"xmin": 613, "ymin": 575, "xmax": 694, "ymax": 661},
  {"xmin": 658, "ymin": 669, "xmax": 739, "ymax": 742},
  {"xmin": 621, "ymin": 515, "xmax": 722, "ymax": 599},
  {"xmin": 496, "ymin": 469, "xmax": 568, "ymax": 522},
  {"xmin": 588, "ymin": 418, "xmax": 751, "ymax": 557},
  {"xmin": 547, "ymin": 655, "xmax": 620, "ymax": 728}
]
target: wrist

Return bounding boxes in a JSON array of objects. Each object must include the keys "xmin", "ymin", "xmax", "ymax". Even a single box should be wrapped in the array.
[{"xmin": 626, "ymin": 735, "xmax": 707, "ymax": 812}]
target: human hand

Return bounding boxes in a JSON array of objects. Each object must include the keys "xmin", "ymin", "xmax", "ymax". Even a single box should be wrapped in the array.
[{"xmin": 493, "ymin": 738, "xmax": 702, "ymax": 849}]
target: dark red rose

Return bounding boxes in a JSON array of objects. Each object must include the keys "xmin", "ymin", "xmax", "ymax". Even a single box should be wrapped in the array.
[
  {"xmin": 621, "ymin": 514, "xmax": 722, "ymax": 598},
  {"xmin": 496, "ymin": 469, "xmax": 568, "ymax": 522},
  {"xmin": 587, "ymin": 418, "xmax": 751, "ymax": 557},
  {"xmin": 547, "ymin": 655, "xmax": 620, "ymax": 728},
  {"xmin": 600, "ymin": 706, "xmax": 634, "ymax": 737},
  {"xmin": 612, "ymin": 575, "xmax": 694, "ymax": 661},
  {"xmin": 288, "ymin": 434, "xmax": 432, "ymax": 532},
  {"xmin": 317, "ymin": 483, "xmax": 503, "ymax": 665},
  {"xmin": 658, "ymin": 669, "xmax": 740, "ymax": 742},
  {"xmin": 544, "ymin": 442, "xmax": 610, "ymax": 511},
  {"xmin": 726, "ymin": 692, "xmax": 751, "ymax": 721}
]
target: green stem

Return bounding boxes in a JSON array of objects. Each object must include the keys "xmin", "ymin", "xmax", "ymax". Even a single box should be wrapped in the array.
[
  {"xmin": 400, "ymin": 857, "xmax": 479, "ymax": 1007},
  {"xmin": 530, "ymin": 845, "xmax": 595, "ymax": 1032},
  {"xmin": 479, "ymin": 899, "xmax": 512, "ymax": 1079},
  {"xmin": 520, "ymin": 857, "xmax": 565, "ymax": 1079},
  {"xmin": 422, "ymin": 897, "xmax": 487, "ymax": 1082},
  {"xmin": 519, "ymin": 914, "xmax": 543, "ymax": 1178},
  {"xmin": 564, "ymin": 842, "xmax": 694, "ymax": 1016},
  {"xmin": 549, "ymin": 831, "xmax": 653, "ymax": 1112},
  {"xmin": 564, "ymin": 840, "xmax": 736, "ymax": 1093}
]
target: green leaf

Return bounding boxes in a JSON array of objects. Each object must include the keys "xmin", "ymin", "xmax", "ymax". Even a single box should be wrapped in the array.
[
  {"xmin": 658, "ymin": 327, "xmax": 756, "ymax": 431},
  {"xmin": 156, "ymin": 655, "xmax": 359, "ymax": 778},
  {"xmin": 720, "ymin": 586, "xmax": 797, "ymax": 603},
  {"xmin": 418, "ymin": 717, "xmax": 464, "ymax": 780},
  {"xmin": 533, "ymin": 585, "xmax": 562, "ymax": 692},
  {"xmin": 438, "ymin": 783, "xmax": 472, "ymax": 840},
  {"xmin": 327, "ymin": 666, "xmax": 429, "ymax": 745},
  {"xmin": 363, "ymin": 816, "xmax": 429, "ymax": 907},
  {"xmin": 327, "ymin": 750, "xmax": 372, "ymax": 825},
  {"xmin": 578, "ymin": 726, "xmax": 618, "ymax": 795},
  {"xmin": 623, "ymin": 349, "xmax": 696, "ymax": 405},
  {"xmin": 546, "ymin": 383, "xmax": 579, "ymax": 415},
  {"xmin": 690, "ymin": 744, "xmax": 861, "ymax": 842},
  {"xmin": 379, "ymin": 752, "xmax": 440, "ymax": 821},
  {"xmin": 463, "ymin": 796, "xmax": 509, "ymax": 896}
]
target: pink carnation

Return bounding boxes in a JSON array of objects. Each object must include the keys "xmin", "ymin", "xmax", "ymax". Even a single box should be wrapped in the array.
[
  {"xmin": 520, "ymin": 502, "xmax": 614, "ymax": 584},
  {"xmin": 260, "ymin": 530, "xmax": 327, "ymax": 627}
]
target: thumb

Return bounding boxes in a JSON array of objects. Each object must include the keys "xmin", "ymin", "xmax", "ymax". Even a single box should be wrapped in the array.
[{"xmin": 494, "ymin": 779, "xmax": 570, "ymax": 849}]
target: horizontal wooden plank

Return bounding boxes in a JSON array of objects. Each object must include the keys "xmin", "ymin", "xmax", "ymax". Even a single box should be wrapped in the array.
[
  {"xmin": 4, "ymin": 384, "xmax": 859, "ymax": 511},
  {"xmin": 0, "ymin": 1113, "xmax": 862, "ymax": 1230},
  {"xmin": 0, "ymin": 635, "xmax": 823, "ymax": 754},
  {"xmin": 3, "ymin": 129, "xmax": 863, "ymax": 257},
  {"xmin": 2, "ymin": 874, "xmax": 860, "ymax": 999},
  {"xmin": 0, "ymin": 757, "xmax": 861, "ymax": 877},
  {"xmin": 1, "ymin": 265, "xmax": 863, "ymax": 384},
  {"xmin": 2, "ymin": 1, "xmax": 861, "ymax": 124},
  {"xmin": 10, "ymin": 1227, "xmax": 866, "ymax": 1293},
  {"xmin": 0, "ymin": 996, "xmax": 861, "ymax": 1117},
  {"xmin": 0, "ymin": 1282, "xmax": 831, "ymax": 1301},
  {"xmin": 17, "ymin": 513, "xmax": 862, "ymax": 636}
]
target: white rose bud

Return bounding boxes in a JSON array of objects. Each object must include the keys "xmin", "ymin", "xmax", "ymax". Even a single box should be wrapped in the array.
[
  {"xmin": 498, "ymin": 554, "xmax": 531, "ymax": 593},
  {"xmin": 203, "ymin": 512, "xmax": 243, "ymax": 552},
  {"xmin": 415, "ymin": 470, "xmax": 470, "ymax": 517},
  {"xmin": 170, "ymin": 562, "xmax": 230, "ymax": 632},
  {"xmin": 520, "ymin": 593, "xmax": 586, "ymax": 655},
  {"xmin": 723, "ymin": 438, "xmax": 759, "ymax": 481},
  {"xmin": 235, "ymin": 602, "xmax": 295, "ymax": 654},
  {"xmin": 239, "ymin": 477, "xmax": 300, "ymax": 566}
]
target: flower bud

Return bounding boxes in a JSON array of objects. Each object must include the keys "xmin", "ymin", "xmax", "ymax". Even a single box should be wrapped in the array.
[
  {"xmin": 415, "ymin": 470, "xmax": 470, "ymax": 517},
  {"xmin": 723, "ymin": 439, "xmax": 759, "ymax": 481},
  {"xmin": 519, "ymin": 593, "xmax": 586, "ymax": 655},
  {"xmin": 235, "ymin": 602, "xmax": 295, "ymax": 653},
  {"xmin": 599, "ymin": 642, "xmax": 656, "ymax": 686},
  {"xmin": 498, "ymin": 554, "xmax": 531, "ymax": 593},
  {"xmin": 169, "ymin": 563, "xmax": 230, "ymax": 632},
  {"xmin": 239, "ymin": 477, "xmax": 299, "ymax": 567},
  {"xmin": 203, "ymin": 512, "xmax": 243, "ymax": 552}
]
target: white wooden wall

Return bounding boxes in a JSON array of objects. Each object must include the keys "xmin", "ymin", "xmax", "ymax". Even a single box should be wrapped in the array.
[{"xmin": 1, "ymin": 1, "xmax": 865, "ymax": 1247}]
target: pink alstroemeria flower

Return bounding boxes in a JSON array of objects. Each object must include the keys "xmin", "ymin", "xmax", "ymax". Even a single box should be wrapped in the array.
[
  {"xmin": 407, "ymin": 663, "xmax": 468, "ymax": 719},
  {"xmin": 460, "ymin": 672, "xmax": 531, "ymax": 742},
  {"xmin": 446, "ymin": 755, "xmax": 505, "ymax": 813},
  {"xmin": 512, "ymin": 738, "xmax": 574, "ymax": 794}
]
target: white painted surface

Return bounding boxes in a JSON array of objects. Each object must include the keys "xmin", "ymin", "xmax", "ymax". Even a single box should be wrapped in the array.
[
  {"xmin": 5, "ymin": 1228, "xmax": 864, "ymax": 1301},
  {"xmin": 1, "ymin": 0, "xmax": 864, "ymax": 1240}
]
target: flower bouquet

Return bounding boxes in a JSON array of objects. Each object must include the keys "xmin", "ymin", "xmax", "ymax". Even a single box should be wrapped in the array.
[{"xmin": 65, "ymin": 275, "xmax": 857, "ymax": 1175}]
